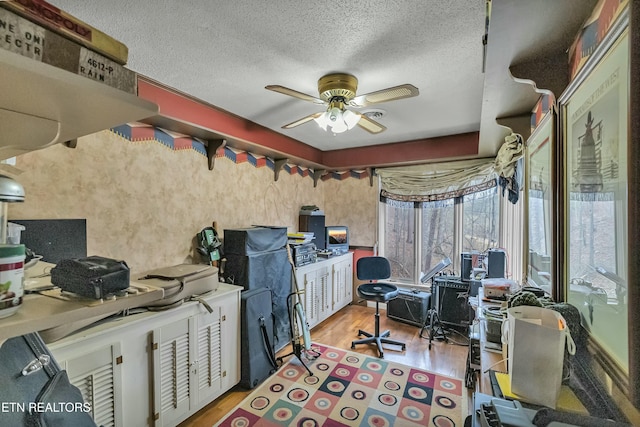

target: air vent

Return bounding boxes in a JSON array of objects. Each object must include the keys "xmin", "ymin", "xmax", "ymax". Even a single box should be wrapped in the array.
[{"xmin": 363, "ymin": 109, "xmax": 386, "ymax": 120}]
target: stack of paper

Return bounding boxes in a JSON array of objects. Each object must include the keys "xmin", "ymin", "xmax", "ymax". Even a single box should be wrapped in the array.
[{"xmin": 287, "ymin": 232, "xmax": 314, "ymax": 245}]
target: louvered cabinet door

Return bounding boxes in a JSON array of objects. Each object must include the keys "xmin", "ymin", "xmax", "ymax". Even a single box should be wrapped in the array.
[
  {"xmin": 301, "ymin": 270, "xmax": 319, "ymax": 329},
  {"xmin": 332, "ymin": 257, "xmax": 353, "ymax": 311},
  {"xmin": 317, "ymin": 266, "xmax": 331, "ymax": 323},
  {"xmin": 152, "ymin": 317, "xmax": 193, "ymax": 427},
  {"xmin": 65, "ymin": 343, "xmax": 123, "ymax": 427},
  {"xmin": 193, "ymin": 306, "xmax": 223, "ymax": 406}
]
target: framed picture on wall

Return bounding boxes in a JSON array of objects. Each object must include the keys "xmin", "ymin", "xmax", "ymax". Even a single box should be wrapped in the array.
[
  {"xmin": 525, "ymin": 111, "xmax": 554, "ymax": 294},
  {"xmin": 558, "ymin": 9, "xmax": 630, "ymax": 388}
]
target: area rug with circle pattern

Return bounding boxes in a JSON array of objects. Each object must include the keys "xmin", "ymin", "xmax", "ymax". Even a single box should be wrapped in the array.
[{"xmin": 215, "ymin": 343, "xmax": 468, "ymax": 426}]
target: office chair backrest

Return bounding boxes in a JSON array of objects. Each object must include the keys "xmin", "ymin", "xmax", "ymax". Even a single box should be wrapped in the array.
[{"xmin": 357, "ymin": 256, "xmax": 391, "ymax": 281}]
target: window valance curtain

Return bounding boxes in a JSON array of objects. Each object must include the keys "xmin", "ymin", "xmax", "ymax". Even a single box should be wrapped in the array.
[
  {"xmin": 378, "ymin": 133, "xmax": 524, "ymax": 203},
  {"xmin": 377, "ymin": 158, "xmax": 497, "ymax": 202}
]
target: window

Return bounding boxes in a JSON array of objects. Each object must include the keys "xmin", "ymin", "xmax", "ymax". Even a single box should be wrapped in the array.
[
  {"xmin": 382, "ymin": 199, "xmax": 416, "ymax": 281},
  {"xmin": 380, "ymin": 187, "xmax": 499, "ymax": 284},
  {"xmin": 462, "ymin": 189, "xmax": 499, "ymax": 253},
  {"xmin": 420, "ymin": 199, "xmax": 455, "ymax": 275}
]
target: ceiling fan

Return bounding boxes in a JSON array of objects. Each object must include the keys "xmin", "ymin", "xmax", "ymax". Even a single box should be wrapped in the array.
[{"xmin": 265, "ymin": 73, "xmax": 419, "ymax": 135}]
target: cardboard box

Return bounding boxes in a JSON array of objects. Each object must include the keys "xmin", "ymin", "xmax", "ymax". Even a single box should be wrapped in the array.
[
  {"xmin": 0, "ymin": 0, "xmax": 128, "ymax": 64},
  {"xmin": 0, "ymin": 7, "xmax": 136, "ymax": 94}
]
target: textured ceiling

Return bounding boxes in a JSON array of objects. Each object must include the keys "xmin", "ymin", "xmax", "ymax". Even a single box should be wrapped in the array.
[
  {"xmin": 49, "ymin": 0, "xmax": 598, "ymax": 164},
  {"xmin": 51, "ymin": 0, "xmax": 487, "ymax": 152}
]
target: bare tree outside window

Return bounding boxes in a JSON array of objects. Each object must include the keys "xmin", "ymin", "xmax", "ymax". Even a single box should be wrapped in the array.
[{"xmin": 381, "ymin": 188, "xmax": 498, "ymax": 283}]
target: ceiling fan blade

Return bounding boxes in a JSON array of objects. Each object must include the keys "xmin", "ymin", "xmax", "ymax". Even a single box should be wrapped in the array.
[
  {"xmin": 357, "ymin": 114, "xmax": 387, "ymax": 134},
  {"xmin": 349, "ymin": 84, "xmax": 419, "ymax": 107},
  {"xmin": 265, "ymin": 85, "xmax": 325, "ymax": 105},
  {"xmin": 282, "ymin": 112, "xmax": 323, "ymax": 129}
]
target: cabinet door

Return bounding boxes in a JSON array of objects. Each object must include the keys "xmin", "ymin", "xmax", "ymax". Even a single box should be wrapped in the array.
[
  {"xmin": 152, "ymin": 317, "xmax": 193, "ymax": 427},
  {"xmin": 317, "ymin": 266, "xmax": 331, "ymax": 323},
  {"xmin": 62, "ymin": 343, "xmax": 123, "ymax": 427},
  {"xmin": 332, "ymin": 259, "xmax": 353, "ymax": 312},
  {"xmin": 193, "ymin": 306, "xmax": 223, "ymax": 406},
  {"xmin": 301, "ymin": 269, "xmax": 320, "ymax": 329}
]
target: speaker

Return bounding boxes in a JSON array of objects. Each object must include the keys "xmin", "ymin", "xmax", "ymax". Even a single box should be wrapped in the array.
[
  {"xmin": 487, "ymin": 249, "xmax": 506, "ymax": 278},
  {"xmin": 387, "ymin": 290, "xmax": 431, "ymax": 327},
  {"xmin": 433, "ymin": 276, "xmax": 473, "ymax": 327},
  {"xmin": 299, "ymin": 215, "xmax": 326, "ymax": 250},
  {"xmin": 460, "ymin": 253, "xmax": 473, "ymax": 282}
]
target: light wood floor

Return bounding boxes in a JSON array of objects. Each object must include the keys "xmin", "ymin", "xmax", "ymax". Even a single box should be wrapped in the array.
[{"xmin": 180, "ymin": 302, "xmax": 502, "ymax": 426}]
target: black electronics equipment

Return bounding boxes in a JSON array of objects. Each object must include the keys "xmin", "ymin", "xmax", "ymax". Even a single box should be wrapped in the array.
[
  {"xmin": 433, "ymin": 276, "xmax": 474, "ymax": 328},
  {"xmin": 387, "ymin": 290, "xmax": 431, "ymax": 327},
  {"xmin": 460, "ymin": 252, "xmax": 473, "ymax": 282},
  {"xmin": 11, "ymin": 219, "xmax": 87, "ymax": 264},
  {"xmin": 487, "ymin": 249, "xmax": 506, "ymax": 278},
  {"xmin": 469, "ymin": 279, "xmax": 482, "ymax": 297},
  {"xmin": 299, "ymin": 214, "xmax": 326, "ymax": 250},
  {"xmin": 291, "ymin": 243, "xmax": 317, "ymax": 267}
]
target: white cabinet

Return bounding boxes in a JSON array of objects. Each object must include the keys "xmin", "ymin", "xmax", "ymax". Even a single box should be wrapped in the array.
[
  {"xmin": 295, "ymin": 253, "xmax": 353, "ymax": 330},
  {"xmin": 49, "ymin": 283, "xmax": 241, "ymax": 427},
  {"xmin": 152, "ymin": 303, "xmax": 228, "ymax": 426}
]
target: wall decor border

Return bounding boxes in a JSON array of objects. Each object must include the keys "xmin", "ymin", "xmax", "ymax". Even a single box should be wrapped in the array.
[
  {"xmin": 569, "ymin": 0, "xmax": 628, "ymax": 79},
  {"xmin": 110, "ymin": 123, "xmax": 369, "ymax": 182}
]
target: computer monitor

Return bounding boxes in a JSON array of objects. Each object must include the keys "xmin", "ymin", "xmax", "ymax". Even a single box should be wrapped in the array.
[{"xmin": 325, "ymin": 226, "xmax": 348, "ymax": 255}]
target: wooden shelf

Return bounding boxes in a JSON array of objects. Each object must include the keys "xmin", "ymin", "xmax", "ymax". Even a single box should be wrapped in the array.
[
  {"xmin": 0, "ymin": 262, "xmax": 164, "ymax": 342},
  {"xmin": 0, "ymin": 48, "xmax": 158, "ymax": 160}
]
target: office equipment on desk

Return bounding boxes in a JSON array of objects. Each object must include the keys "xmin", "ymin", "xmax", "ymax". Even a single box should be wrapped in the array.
[
  {"xmin": 461, "ymin": 252, "xmax": 485, "ymax": 282},
  {"xmin": 325, "ymin": 225, "xmax": 348, "ymax": 255},
  {"xmin": 299, "ymin": 213, "xmax": 325, "ymax": 250},
  {"xmin": 487, "ymin": 249, "xmax": 506, "ymax": 278},
  {"xmin": 290, "ymin": 242, "xmax": 317, "ymax": 267},
  {"xmin": 482, "ymin": 278, "xmax": 514, "ymax": 300}
]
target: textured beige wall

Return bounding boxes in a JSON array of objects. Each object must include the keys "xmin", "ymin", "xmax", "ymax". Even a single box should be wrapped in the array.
[
  {"xmin": 9, "ymin": 131, "xmax": 376, "ymax": 271},
  {"xmin": 323, "ymin": 177, "xmax": 377, "ymax": 248}
]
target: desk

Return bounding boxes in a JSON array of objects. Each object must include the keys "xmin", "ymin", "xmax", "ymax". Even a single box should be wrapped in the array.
[{"xmin": 469, "ymin": 288, "xmax": 507, "ymax": 394}]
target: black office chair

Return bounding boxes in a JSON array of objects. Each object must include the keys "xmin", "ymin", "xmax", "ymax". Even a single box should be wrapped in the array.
[{"xmin": 351, "ymin": 256, "xmax": 406, "ymax": 358}]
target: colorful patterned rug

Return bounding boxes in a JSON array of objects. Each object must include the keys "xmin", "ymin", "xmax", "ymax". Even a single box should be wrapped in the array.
[{"xmin": 215, "ymin": 343, "xmax": 468, "ymax": 427}]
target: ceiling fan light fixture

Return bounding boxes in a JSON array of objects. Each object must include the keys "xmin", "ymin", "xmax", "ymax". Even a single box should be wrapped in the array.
[
  {"xmin": 313, "ymin": 112, "xmax": 329, "ymax": 131},
  {"xmin": 314, "ymin": 105, "xmax": 359, "ymax": 134},
  {"xmin": 330, "ymin": 115, "xmax": 348, "ymax": 133},
  {"xmin": 268, "ymin": 72, "xmax": 416, "ymax": 135},
  {"xmin": 342, "ymin": 109, "xmax": 360, "ymax": 130}
]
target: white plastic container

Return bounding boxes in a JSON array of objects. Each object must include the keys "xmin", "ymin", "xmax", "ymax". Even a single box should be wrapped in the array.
[
  {"xmin": 0, "ymin": 244, "xmax": 26, "ymax": 318},
  {"xmin": 6, "ymin": 222, "xmax": 25, "ymax": 244}
]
